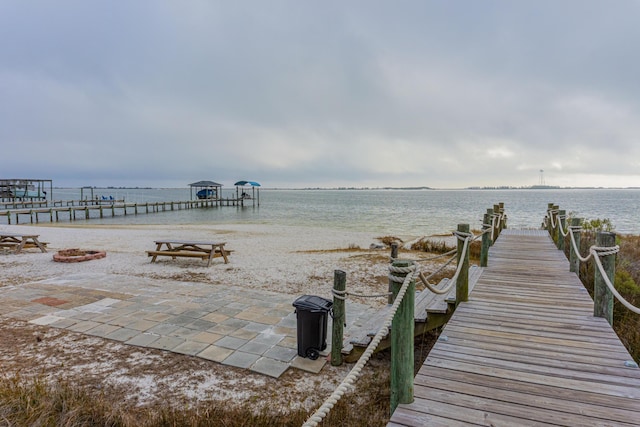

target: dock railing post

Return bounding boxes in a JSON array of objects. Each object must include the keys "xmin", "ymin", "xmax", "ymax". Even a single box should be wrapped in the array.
[
  {"xmin": 331, "ymin": 270, "xmax": 346, "ymax": 367},
  {"xmin": 548, "ymin": 204, "xmax": 558, "ymax": 245},
  {"xmin": 389, "ymin": 243, "xmax": 399, "ymax": 304},
  {"xmin": 569, "ymin": 218, "xmax": 582, "ymax": 273},
  {"xmin": 557, "ymin": 210, "xmax": 566, "ymax": 251},
  {"xmin": 481, "ymin": 213, "xmax": 490, "ymax": 267},
  {"xmin": 499, "ymin": 202, "xmax": 506, "ymax": 229},
  {"xmin": 486, "ymin": 208, "xmax": 494, "ymax": 246},
  {"xmin": 390, "ymin": 260, "xmax": 415, "ymax": 415},
  {"xmin": 594, "ymin": 232, "xmax": 616, "ymax": 326},
  {"xmin": 547, "ymin": 203, "xmax": 555, "ymax": 238},
  {"xmin": 493, "ymin": 204, "xmax": 501, "ymax": 240},
  {"xmin": 553, "ymin": 205, "xmax": 560, "ymax": 245},
  {"xmin": 456, "ymin": 224, "xmax": 470, "ymax": 306}
]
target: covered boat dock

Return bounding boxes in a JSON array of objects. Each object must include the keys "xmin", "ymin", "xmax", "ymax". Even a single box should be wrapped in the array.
[
  {"xmin": 234, "ymin": 180, "xmax": 261, "ymax": 206},
  {"xmin": 0, "ymin": 179, "xmax": 52, "ymax": 208}
]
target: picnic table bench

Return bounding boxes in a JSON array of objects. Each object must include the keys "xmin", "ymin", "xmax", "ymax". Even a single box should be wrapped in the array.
[
  {"xmin": 147, "ymin": 240, "xmax": 230, "ymax": 267},
  {"xmin": 0, "ymin": 232, "xmax": 48, "ymax": 253}
]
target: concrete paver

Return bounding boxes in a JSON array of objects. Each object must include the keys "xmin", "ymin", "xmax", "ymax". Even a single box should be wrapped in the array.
[{"xmin": 0, "ymin": 273, "xmax": 376, "ymax": 378}]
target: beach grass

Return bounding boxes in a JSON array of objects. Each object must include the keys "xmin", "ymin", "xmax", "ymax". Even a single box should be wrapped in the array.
[{"xmin": 0, "ymin": 328, "xmax": 440, "ymax": 427}]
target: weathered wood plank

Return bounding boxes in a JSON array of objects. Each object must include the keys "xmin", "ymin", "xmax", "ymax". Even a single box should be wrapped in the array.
[{"xmin": 388, "ymin": 229, "xmax": 640, "ymax": 426}]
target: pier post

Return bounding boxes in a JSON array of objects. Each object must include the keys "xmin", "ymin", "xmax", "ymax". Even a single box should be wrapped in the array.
[
  {"xmin": 390, "ymin": 260, "xmax": 415, "ymax": 415},
  {"xmin": 389, "ymin": 243, "xmax": 399, "ymax": 304},
  {"xmin": 331, "ymin": 270, "xmax": 346, "ymax": 367},
  {"xmin": 499, "ymin": 202, "xmax": 506, "ymax": 229},
  {"xmin": 553, "ymin": 205, "xmax": 560, "ymax": 245},
  {"xmin": 557, "ymin": 210, "xmax": 566, "ymax": 251},
  {"xmin": 569, "ymin": 218, "xmax": 582, "ymax": 273},
  {"xmin": 456, "ymin": 224, "xmax": 470, "ymax": 306},
  {"xmin": 481, "ymin": 213, "xmax": 490, "ymax": 267},
  {"xmin": 486, "ymin": 208, "xmax": 494, "ymax": 246},
  {"xmin": 547, "ymin": 203, "xmax": 555, "ymax": 238},
  {"xmin": 594, "ymin": 232, "xmax": 616, "ymax": 326},
  {"xmin": 493, "ymin": 204, "xmax": 501, "ymax": 240}
]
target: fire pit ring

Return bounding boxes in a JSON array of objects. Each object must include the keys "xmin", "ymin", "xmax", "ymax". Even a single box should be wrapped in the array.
[{"xmin": 53, "ymin": 248, "xmax": 107, "ymax": 263}]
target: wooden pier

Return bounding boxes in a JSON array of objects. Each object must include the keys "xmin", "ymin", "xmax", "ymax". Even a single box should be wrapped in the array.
[
  {"xmin": 389, "ymin": 229, "xmax": 640, "ymax": 426},
  {"xmin": 0, "ymin": 198, "xmax": 247, "ymax": 225}
]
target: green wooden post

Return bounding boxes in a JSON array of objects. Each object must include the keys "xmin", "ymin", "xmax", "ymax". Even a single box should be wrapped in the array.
[
  {"xmin": 481, "ymin": 213, "xmax": 490, "ymax": 267},
  {"xmin": 594, "ymin": 232, "xmax": 616, "ymax": 326},
  {"xmin": 547, "ymin": 203, "xmax": 555, "ymax": 237},
  {"xmin": 390, "ymin": 260, "xmax": 414, "ymax": 415},
  {"xmin": 569, "ymin": 218, "xmax": 582, "ymax": 273},
  {"xmin": 493, "ymin": 204, "xmax": 501, "ymax": 240},
  {"xmin": 456, "ymin": 224, "xmax": 470, "ymax": 306},
  {"xmin": 553, "ymin": 205, "xmax": 560, "ymax": 242},
  {"xmin": 557, "ymin": 209, "xmax": 566, "ymax": 251},
  {"xmin": 486, "ymin": 208, "xmax": 494, "ymax": 246},
  {"xmin": 549, "ymin": 205, "xmax": 558, "ymax": 245},
  {"xmin": 389, "ymin": 243, "xmax": 399, "ymax": 304},
  {"xmin": 331, "ymin": 270, "xmax": 346, "ymax": 366}
]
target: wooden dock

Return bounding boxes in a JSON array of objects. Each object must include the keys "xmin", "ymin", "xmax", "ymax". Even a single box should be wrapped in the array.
[
  {"xmin": 342, "ymin": 266, "xmax": 484, "ymax": 362},
  {"xmin": 0, "ymin": 198, "xmax": 248, "ymax": 224},
  {"xmin": 389, "ymin": 229, "xmax": 640, "ymax": 426}
]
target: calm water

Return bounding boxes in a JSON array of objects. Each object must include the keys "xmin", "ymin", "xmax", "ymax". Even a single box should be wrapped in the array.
[{"xmin": 41, "ymin": 188, "xmax": 640, "ymax": 236}]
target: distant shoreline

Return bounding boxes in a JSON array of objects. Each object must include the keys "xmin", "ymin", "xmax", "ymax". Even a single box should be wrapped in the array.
[{"xmin": 51, "ymin": 186, "xmax": 640, "ymax": 191}]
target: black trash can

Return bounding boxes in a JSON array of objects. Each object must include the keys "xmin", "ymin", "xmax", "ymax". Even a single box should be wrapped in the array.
[{"xmin": 292, "ymin": 295, "xmax": 333, "ymax": 360}]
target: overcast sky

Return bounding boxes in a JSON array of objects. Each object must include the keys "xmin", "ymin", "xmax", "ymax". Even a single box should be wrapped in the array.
[{"xmin": 2, "ymin": 1, "xmax": 639, "ymax": 189}]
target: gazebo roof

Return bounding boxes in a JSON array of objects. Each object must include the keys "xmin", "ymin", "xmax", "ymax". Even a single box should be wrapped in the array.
[
  {"xmin": 234, "ymin": 180, "xmax": 261, "ymax": 187},
  {"xmin": 189, "ymin": 180, "xmax": 222, "ymax": 187}
]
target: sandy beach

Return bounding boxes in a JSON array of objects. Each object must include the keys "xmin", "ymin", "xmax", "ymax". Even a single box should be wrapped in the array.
[
  {"xmin": 0, "ymin": 222, "xmax": 450, "ymax": 415},
  {"xmin": 0, "ymin": 223, "xmax": 398, "ymax": 301}
]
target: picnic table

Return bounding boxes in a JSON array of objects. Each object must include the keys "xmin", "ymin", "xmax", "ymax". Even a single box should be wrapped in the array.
[
  {"xmin": 0, "ymin": 232, "xmax": 48, "ymax": 253},
  {"xmin": 147, "ymin": 240, "xmax": 229, "ymax": 267}
]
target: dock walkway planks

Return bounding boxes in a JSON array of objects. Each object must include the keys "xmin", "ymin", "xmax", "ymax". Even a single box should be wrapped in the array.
[{"xmin": 388, "ymin": 229, "xmax": 640, "ymax": 426}]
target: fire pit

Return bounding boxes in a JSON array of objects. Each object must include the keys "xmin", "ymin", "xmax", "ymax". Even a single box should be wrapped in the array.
[{"xmin": 53, "ymin": 248, "xmax": 107, "ymax": 263}]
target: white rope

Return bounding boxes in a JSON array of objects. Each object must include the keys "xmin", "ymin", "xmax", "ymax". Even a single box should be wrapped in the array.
[
  {"xmin": 303, "ymin": 263, "xmax": 416, "ymax": 427},
  {"xmin": 411, "ymin": 248, "xmax": 457, "ymax": 262},
  {"xmin": 559, "ymin": 218, "xmax": 640, "ymax": 314},
  {"xmin": 332, "ymin": 288, "xmax": 392, "ymax": 300},
  {"xmin": 491, "ymin": 214, "xmax": 498, "ymax": 241},
  {"xmin": 331, "ymin": 289, "xmax": 346, "ymax": 300},
  {"xmin": 419, "ymin": 233, "xmax": 471, "ymax": 295},
  {"xmin": 419, "ymin": 253, "xmax": 457, "ymax": 284},
  {"xmin": 592, "ymin": 249, "xmax": 640, "ymax": 314},
  {"xmin": 349, "ymin": 291, "xmax": 393, "ymax": 298},
  {"xmin": 548, "ymin": 209, "xmax": 558, "ymax": 229}
]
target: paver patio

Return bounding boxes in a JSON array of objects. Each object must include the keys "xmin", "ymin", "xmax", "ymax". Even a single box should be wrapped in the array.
[{"xmin": 0, "ymin": 273, "xmax": 378, "ymax": 378}]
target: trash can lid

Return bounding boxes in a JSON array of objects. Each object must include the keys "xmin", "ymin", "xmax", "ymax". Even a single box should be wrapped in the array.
[{"xmin": 292, "ymin": 295, "xmax": 333, "ymax": 311}]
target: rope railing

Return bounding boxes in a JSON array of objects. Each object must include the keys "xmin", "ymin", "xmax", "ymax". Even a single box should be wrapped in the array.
[
  {"xmin": 303, "ymin": 262, "xmax": 416, "ymax": 427},
  {"xmin": 419, "ymin": 231, "xmax": 471, "ymax": 295},
  {"xmin": 308, "ymin": 204, "xmax": 504, "ymax": 425},
  {"xmin": 547, "ymin": 206, "xmax": 640, "ymax": 317},
  {"xmin": 591, "ymin": 249, "xmax": 640, "ymax": 314}
]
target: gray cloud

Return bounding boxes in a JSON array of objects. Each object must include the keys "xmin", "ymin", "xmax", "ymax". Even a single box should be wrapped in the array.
[{"xmin": 1, "ymin": 1, "xmax": 639, "ymax": 188}]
